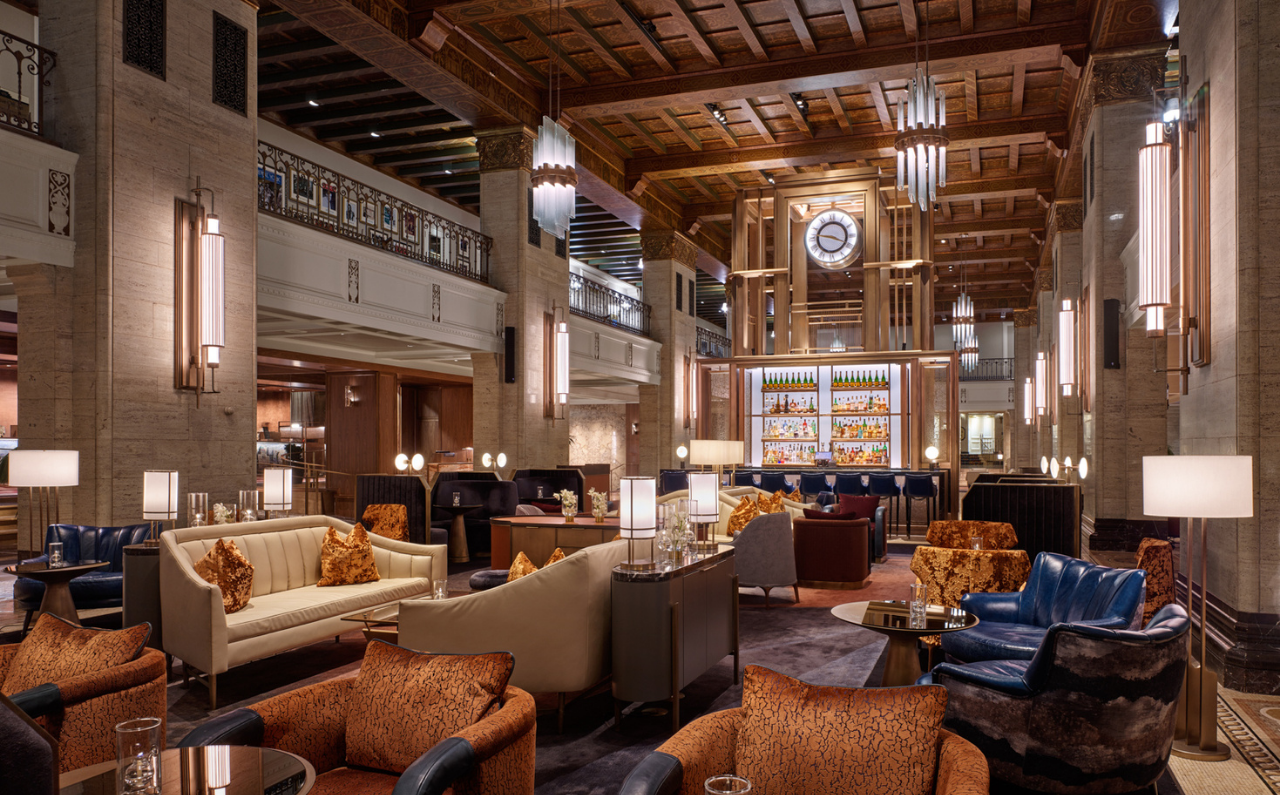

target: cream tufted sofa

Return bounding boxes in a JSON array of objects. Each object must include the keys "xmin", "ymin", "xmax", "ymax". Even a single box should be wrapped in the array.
[
  {"xmin": 160, "ymin": 515, "xmax": 445, "ymax": 707},
  {"xmin": 657, "ymin": 486, "xmax": 815, "ymax": 539}
]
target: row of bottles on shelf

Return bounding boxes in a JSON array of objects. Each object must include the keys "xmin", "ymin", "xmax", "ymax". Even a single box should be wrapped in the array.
[
  {"xmin": 834, "ymin": 370, "xmax": 889, "ymax": 390},
  {"xmin": 763, "ymin": 418, "xmax": 816, "ymax": 439},
  {"xmin": 833, "ymin": 444, "xmax": 889, "ymax": 466},
  {"xmin": 766, "ymin": 394, "xmax": 817, "ymax": 415},
  {"xmin": 762, "ymin": 443, "xmax": 817, "ymax": 465},
  {"xmin": 832, "ymin": 394, "xmax": 888, "ymax": 414},
  {"xmin": 833, "ymin": 417, "xmax": 888, "ymax": 440},
  {"xmin": 763, "ymin": 371, "xmax": 816, "ymax": 391}
]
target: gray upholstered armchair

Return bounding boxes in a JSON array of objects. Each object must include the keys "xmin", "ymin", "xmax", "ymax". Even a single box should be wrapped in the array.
[{"xmin": 723, "ymin": 512, "xmax": 796, "ymax": 607}]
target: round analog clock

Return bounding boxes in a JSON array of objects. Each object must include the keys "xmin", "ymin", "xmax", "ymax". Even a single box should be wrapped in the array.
[{"xmin": 805, "ymin": 209, "xmax": 863, "ymax": 270}]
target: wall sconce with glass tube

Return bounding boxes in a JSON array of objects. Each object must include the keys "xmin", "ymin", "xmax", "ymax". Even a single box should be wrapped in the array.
[
  {"xmin": 546, "ymin": 305, "xmax": 570, "ymax": 420},
  {"xmin": 1034, "ymin": 352, "xmax": 1047, "ymax": 416},
  {"xmin": 1023, "ymin": 378, "xmax": 1035, "ymax": 425},
  {"xmin": 1058, "ymin": 299, "xmax": 1076, "ymax": 396},
  {"xmin": 175, "ymin": 177, "xmax": 226, "ymax": 405},
  {"xmin": 1139, "ymin": 121, "xmax": 1171, "ymax": 338}
]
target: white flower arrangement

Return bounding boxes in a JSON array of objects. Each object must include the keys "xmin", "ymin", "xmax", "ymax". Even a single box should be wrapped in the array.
[
  {"xmin": 212, "ymin": 503, "xmax": 234, "ymax": 525},
  {"xmin": 588, "ymin": 488, "xmax": 608, "ymax": 519},
  {"xmin": 553, "ymin": 488, "xmax": 578, "ymax": 513}
]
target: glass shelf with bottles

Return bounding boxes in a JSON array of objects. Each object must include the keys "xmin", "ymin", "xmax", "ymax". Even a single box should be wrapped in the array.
[
  {"xmin": 762, "ymin": 417, "xmax": 818, "ymax": 441},
  {"xmin": 830, "ymin": 393, "xmax": 890, "ymax": 416},
  {"xmin": 763, "ymin": 392, "xmax": 818, "ymax": 416},
  {"xmin": 831, "ymin": 417, "xmax": 889, "ymax": 441},
  {"xmin": 831, "ymin": 442, "xmax": 890, "ymax": 467},
  {"xmin": 762, "ymin": 441, "xmax": 819, "ymax": 466},
  {"xmin": 832, "ymin": 369, "xmax": 890, "ymax": 391},
  {"xmin": 762, "ymin": 370, "xmax": 818, "ymax": 392}
]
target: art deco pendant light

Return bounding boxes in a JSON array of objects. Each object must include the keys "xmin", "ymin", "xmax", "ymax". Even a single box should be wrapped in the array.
[
  {"xmin": 894, "ymin": 11, "xmax": 948, "ymax": 212},
  {"xmin": 530, "ymin": 0, "xmax": 577, "ymax": 237}
]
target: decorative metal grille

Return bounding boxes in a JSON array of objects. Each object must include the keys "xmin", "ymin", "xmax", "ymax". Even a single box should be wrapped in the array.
[
  {"xmin": 123, "ymin": 0, "xmax": 165, "ymax": 79},
  {"xmin": 212, "ymin": 13, "xmax": 247, "ymax": 115},
  {"xmin": 555, "ymin": 233, "xmax": 566, "ymax": 259},
  {"xmin": 570, "ymin": 274, "xmax": 651, "ymax": 338},
  {"xmin": 676, "ymin": 273, "xmax": 683, "ymax": 311},
  {"xmin": 958, "ymin": 358, "xmax": 1014, "ymax": 382},
  {"xmin": 0, "ymin": 31, "xmax": 55, "ymax": 138},
  {"xmin": 688, "ymin": 280, "xmax": 696, "ymax": 317},
  {"xmin": 696, "ymin": 326, "xmax": 730, "ymax": 358},
  {"xmin": 258, "ymin": 141, "xmax": 491, "ymax": 284},
  {"xmin": 527, "ymin": 188, "xmax": 540, "ymax": 246}
]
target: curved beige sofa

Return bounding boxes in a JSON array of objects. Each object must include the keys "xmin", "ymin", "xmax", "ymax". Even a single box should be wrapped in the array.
[
  {"xmin": 160, "ymin": 514, "xmax": 445, "ymax": 707},
  {"xmin": 399, "ymin": 539, "xmax": 629, "ymax": 727},
  {"xmin": 658, "ymin": 486, "xmax": 814, "ymax": 539}
]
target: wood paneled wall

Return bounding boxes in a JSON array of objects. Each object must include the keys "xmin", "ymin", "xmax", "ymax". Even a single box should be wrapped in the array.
[{"xmin": 256, "ymin": 389, "xmax": 290, "ymax": 435}]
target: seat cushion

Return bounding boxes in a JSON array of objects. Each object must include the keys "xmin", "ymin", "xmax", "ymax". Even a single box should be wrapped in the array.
[
  {"xmin": 735, "ymin": 665, "xmax": 946, "ymax": 795},
  {"xmin": 14, "ymin": 571, "xmax": 126, "ymax": 609},
  {"xmin": 310, "ymin": 767, "xmax": 398, "ymax": 795},
  {"xmin": 346, "ymin": 641, "xmax": 514, "ymax": 774},
  {"xmin": 940, "ymin": 621, "xmax": 1047, "ymax": 663},
  {"xmin": 224, "ymin": 578, "xmax": 430, "ymax": 643},
  {"xmin": 318, "ymin": 525, "xmax": 380, "ymax": 587},
  {"xmin": 194, "ymin": 538, "xmax": 255, "ymax": 614},
  {"xmin": 2, "ymin": 614, "xmax": 150, "ymax": 695}
]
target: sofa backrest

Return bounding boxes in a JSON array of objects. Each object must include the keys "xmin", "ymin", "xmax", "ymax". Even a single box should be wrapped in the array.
[
  {"xmin": 46, "ymin": 524, "xmax": 152, "ymax": 572},
  {"xmin": 1020, "ymin": 552, "xmax": 1146, "ymax": 628}
]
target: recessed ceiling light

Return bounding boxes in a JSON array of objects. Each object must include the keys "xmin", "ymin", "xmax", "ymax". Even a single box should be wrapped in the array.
[
  {"xmin": 371, "ymin": 131, "xmax": 380, "ymax": 138},
  {"xmin": 308, "ymin": 100, "xmax": 319, "ymax": 107},
  {"xmin": 444, "ymin": 169, "xmax": 451, "ymax": 174},
  {"xmin": 1109, "ymin": 212, "xmax": 1124, "ymax": 221}
]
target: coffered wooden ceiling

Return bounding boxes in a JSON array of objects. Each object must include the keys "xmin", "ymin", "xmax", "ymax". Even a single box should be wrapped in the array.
[{"xmin": 257, "ymin": 0, "xmax": 1175, "ymax": 327}]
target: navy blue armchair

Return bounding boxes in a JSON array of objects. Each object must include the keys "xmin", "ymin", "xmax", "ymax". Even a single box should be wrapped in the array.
[
  {"xmin": 941, "ymin": 551, "xmax": 1146, "ymax": 664},
  {"xmin": 924, "ymin": 604, "xmax": 1189, "ymax": 794},
  {"xmin": 14, "ymin": 523, "xmax": 152, "ymax": 632}
]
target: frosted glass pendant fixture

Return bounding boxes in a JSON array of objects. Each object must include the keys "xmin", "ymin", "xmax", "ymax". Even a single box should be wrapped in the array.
[
  {"xmin": 895, "ymin": 67, "xmax": 948, "ymax": 212},
  {"xmin": 531, "ymin": 116, "xmax": 577, "ymax": 238}
]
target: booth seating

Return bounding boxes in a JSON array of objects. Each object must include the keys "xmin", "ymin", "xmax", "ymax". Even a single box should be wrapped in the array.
[
  {"xmin": 432, "ymin": 479, "xmax": 519, "ymax": 555},
  {"xmin": 940, "ymin": 552, "xmax": 1146, "ymax": 664},
  {"xmin": 512, "ymin": 468, "xmax": 584, "ymax": 507},
  {"xmin": 658, "ymin": 469, "xmax": 689, "ymax": 495},
  {"xmin": 961, "ymin": 480, "xmax": 1082, "ymax": 560},
  {"xmin": 356, "ymin": 474, "xmax": 435, "ymax": 545},
  {"xmin": 14, "ymin": 523, "xmax": 153, "ymax": 633},
  {"xmin": 925, "ymin": 604, "xmax": 1189, "ymax": 795}
]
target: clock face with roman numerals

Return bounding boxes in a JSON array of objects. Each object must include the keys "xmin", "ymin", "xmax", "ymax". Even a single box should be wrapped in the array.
[{"xmin": 805, "ymin": 209, "xmax": 863, "ymax": 270}]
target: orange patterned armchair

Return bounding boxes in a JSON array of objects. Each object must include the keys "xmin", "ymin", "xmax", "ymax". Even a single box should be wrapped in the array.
[
  {"xmin": 619, "ymin": 665, "xmax": 988, "ymax": 795},
  {"xmin": 179, "ymin": 640, "xmax": 536, "ymax": 795},
  {"xmin": 0, "ymin": 614, "xmax": 167, "ymax": 773}
]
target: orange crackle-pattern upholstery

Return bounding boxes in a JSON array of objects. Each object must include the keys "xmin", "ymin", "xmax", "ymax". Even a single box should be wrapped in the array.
[
  {"xmin": 508, "ymin": 551, "xmax": 539, "ymax": 582},
  {"xmin": 2, "ymin": 614, "xmax": 150, "ymax": 694},
  {"xmin": 726, "ymin": 497, "xmax": 760, "ymax": 536},
  {"xmin": 451, "ymin": 686, "xmax": 537, "ymax": 795},
  {"xmin": 193, "ymin": 538, "xmax": 255, "ymax": 613},
  {"xmin": 345, "ymin": 641, "xmax": 514, "ymax": 773},
  {"xmin": 927, "ymin": 521, "xmax": 1018, "ymax": 550},
  {"xmin": 361, "ymin": 504, "xmax": 409, "ymax": 542},
  {"xmin": 757, "ymin": 490, "xmax": 786, "ymax": 514},
  {"xmin": 254, "ymin": 677, "xmax": 352, "ymax": 774},
  {"xmin": 641, "ymin": 665, "xmax": 988, "ymax": 795},
  {"xmin": 318, "ymin": 525, "xmax": 381, "ymax": 587},
  {"xmin": 1136, "ymin": 538, "xmax": 1175, "ymax": 627},
  {"xmin": 911, "ymin": 547, "xmax": 1031, "ymax": 647}
]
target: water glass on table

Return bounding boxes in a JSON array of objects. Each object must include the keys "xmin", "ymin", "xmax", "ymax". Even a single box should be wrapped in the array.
[
  {"xmin": 705, "ymin": 774, "xmax": 752, "ymax": 794},
  {"xmin": 434, "ymin": 582, "xmax": 448, "ymax": 600},
  {"xmin": 970, "ymin": 536, "xmax": 984, "ymax": 551},
  {"xmin": 909, "ymin": 582, "xmax": 928, "ymax": 627},
  {"xmin": 116, "ymin": 717, "xmax": 162, "ymax": 794}
]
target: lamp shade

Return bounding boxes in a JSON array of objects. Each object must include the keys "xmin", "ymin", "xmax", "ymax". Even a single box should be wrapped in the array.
[
  {"xmin": 200, "ymin": 215, "xmax": 226, "ymax": 359},
  {"xmin": 8, "ymin": 449, "xmax": 79, "ymax": 487},
  {"xmin": 263, "ymin": 468, "xmax": 293, "ymax": 511},
  {"xmin": 689, "ymin": 439, "xmax": 745, "ymax": 467},
  {"xmin": 687, "ymin": 472, "xmax": 719, "ymax": 522},
  {"xmin": 618, "ymin": 476, "xmax": 656, "ymax": 539},
  {"xmin": 142, "ymin": 470, "xmax": 179, "ymax": 520},
  {"xmin": 1143, "ymin": 455, "xmax": 1253, "ymax": 518}
]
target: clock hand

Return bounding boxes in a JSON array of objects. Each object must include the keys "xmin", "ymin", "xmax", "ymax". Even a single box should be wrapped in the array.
[{"xmin": 818, "ymin": 234, "xmax": 845, "ymax": 243}]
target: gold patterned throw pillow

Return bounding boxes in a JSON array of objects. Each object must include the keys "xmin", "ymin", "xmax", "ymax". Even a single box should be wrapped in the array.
[
  {"xmin": 193, "ymin": 538, "xmax": 254, "ymax": 613},
  {"xmin": 318, "ymin": 525, "xmax": 381, "ymax": 587},
  {"xmin": 507, "ymin": 551, "xmax": 538, "ymax": 582},
  {"xmin": 2, "ymin": 614, "xmax": 151, "ymax": 695},
  {"xmin": 361, "ymin": 503, "xmax": 409, "ymax": 542},
  {"xmin": 757, "ymin": 490, "xmax": 786, "ymax": 514},
  {"xmin": 543, "ymin": 547, "xmax": 566, "ymax": 568},
  {"xmin": 727, "ymin": 496, "xmax": 761, "ymax": 536}
]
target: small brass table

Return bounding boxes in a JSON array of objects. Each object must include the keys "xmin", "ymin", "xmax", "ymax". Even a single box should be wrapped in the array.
[
  {"xmin": 440, "ymin": 504, "xmax": 481, "ymax": 563},
  {"xmin": 6, "ymin": 559, "xmax": 109, "ymax": 625},
  {"xmin": 340, "ymin": 603, "xmax": 403, "ymax": 644},
  {"xmin": 831, "ymin": 600, "xmax": 978, "ymax": 686}
]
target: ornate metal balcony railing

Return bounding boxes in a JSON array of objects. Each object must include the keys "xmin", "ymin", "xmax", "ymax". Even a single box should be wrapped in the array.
[
  {"xmin": 570, "ymin": 274, "xmax": 651, "ymax": 337},
  {"xmin": 0, "ymin": 31, "xmax": 55, "ymax": 138},
  {"xmin": 959, "ymin": 357, "xmax": 1014, "ymax": 381},
  {"xmin": 257, "ymin": 141, "xmax": 491, "ymax": 284},
  {"xmin": 697, "ymin": 325, "xmax": 731, "ymax": 358}
]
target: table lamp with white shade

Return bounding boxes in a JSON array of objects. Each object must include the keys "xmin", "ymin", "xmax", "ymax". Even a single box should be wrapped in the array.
[
  {"xmin": 263, "ymin": 468, "xmax": 293, "ymax": 519},
  {"xmin": 687, "ymin": 471, "xmax": 720, "ymax": 547},
  {"xmin": 1143, "ymin": 454, "xmax": 1253, "ymax": 762},
  {"xmin": 142, "ymin": 470, "xmax": 179, "ymax": 544},
  {"xmin": 9, "ymin": 449, "xmax": 79, "ymax": 558},
  {"xmin": 619, "ymin": 476, "xmax": 656, "ymax": 571},
  {"xmin": 689, "ymin": 439, "xmax": 745, "ymax": 482}
]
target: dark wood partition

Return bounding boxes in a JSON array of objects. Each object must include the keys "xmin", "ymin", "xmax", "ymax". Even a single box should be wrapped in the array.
[{"xmin": 962, "ymin": 482, "xmax": 1081, "ymax": 560}]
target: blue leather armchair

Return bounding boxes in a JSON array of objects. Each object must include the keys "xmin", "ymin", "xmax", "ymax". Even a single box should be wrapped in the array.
[
  {"xmin": 923, "ymin": 604, "xmax": 1189, "ymax": 794},
  {"xmin": 940, "ymin": 551, "xmax": 1146, "ymax": 664},
  {"xmin": 14, "ymin": 524, "xmax": 152, "ymax": 632}
]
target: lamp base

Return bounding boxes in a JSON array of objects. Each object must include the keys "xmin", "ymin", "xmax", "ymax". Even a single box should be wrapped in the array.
[
  {"xmin": 1171, "ymin": 740, "xmax": 1230, "ymax": 762},
  {"xmin": 618, "ymin": 559, "xmax": 658, "ymax": 572},
  {"xmin": 1173, "ymin": 661, "xmax": 1230, "ymax": 762}
]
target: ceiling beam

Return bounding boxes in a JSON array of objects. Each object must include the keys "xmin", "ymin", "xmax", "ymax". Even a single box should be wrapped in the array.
[
  {"xmin": 658, "ymin": 108, "xmax": 703, "ymax": 150},
  {"xmin": 618, "ymin": 114, "xmax": 669, "ymax": 153},
  {"xmin": 1009, "ymin": 143, "xmax": 1020, "ymax": 174},
  {"xmin": 898, "ymin": 0, "xmax": 918, "ymax": 40},
  {"xmin": 600, "ymin": 0, "xmax": 677, "ymax": 75},
  {"xmin": 469, "ymin": 22, "xmax": 550, "ymax": 86},
  {"xmin": 780, "ymin": 0, "xmax": 817, "ymax": 55},
  {"xmin": 964, "ymin": 71, "xmax": 979, "ymax": 121},
  {"xmin": 564, "ymin": 6, "xmax": 633, "ymax": 79},
  {"xmin": 374, "ymin": 146, "xmax": 480, "ymax": 166},
  {"xmin": 259, "ymin": 59, "xmax": 382, "ymax": 89},
  {"xmin": 958, "ymin": 0, "xmax": 974, "ymax": 32},
  {"xmin": 258, "ymin": 36, "xmax": 348, "ymax": 66},
  {"xmin": 560, "ymin": 22, "xmax": 1087, "ymax": 117},
  {"xmin": 627, "ymin": 115, "xmax": 1065, "ymax": 180},
  {"xmin": 935, "ymin": 246, "xmax": 1040, "ymax": 264},
  {"xmin": 824, "ymin": 88, "xmax": 853, "ymax": 134},
  {"xmin": 720, "ymin": 0, "xmax": 768, "ymax": 60},
  {"xmin": 655, "ymin": 0, "xmax": 721, "ymax": 68},
  {"xmin": 868, "ymin": 82, "xmax": 892, "ymax": 131},
  {"xmin": 780, "ymin": 93, "xmax": 812, "ymax": 137},
  {"xmin": 736, "ymin": 99, "xmax": 776, "ymax": 145},
  {"xmin": 516, "ymin": 15, "xmax": 591, "ymax": 84},
  {"xmin": 837, "ymin": 0, "xmax": 868, "ymax": 47},
  {"xmin": 1018, "ymin": 0, "xmax": 1033, "ymax": 25},
  {"xmin": 343, "ymin": 127, "xmax": 474, "ymax": 153},
  {"xmin": 285, "ymin": 98, "xmax": 442, "ymax": 127},
  {"xmin": 259, "ymin": 80, "xmax": 407, "ymax": 112},
  {"xmin": 316, "ymin": 112, "xmax": 463, "ymax": 142},
  {"xmin": 697, "ymin": 105, "xmax": 739, "ymax": 147},
  {"xmin": 1011, "ymin": 63, "xmax": 1026, "ymax": 117}
]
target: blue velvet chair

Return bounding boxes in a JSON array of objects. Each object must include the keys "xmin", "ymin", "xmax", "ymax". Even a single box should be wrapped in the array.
[
  {"xmin": 833, "ymin": 471, "xmax": 866, "ymax": 496},
  {"xmin": 902, "ymin": 472, "xmax": 938, "ymax": 538},
  {"xmin": 14, "ymin": 523, "xmax": 152, "ymax": 633},
  {"xmin": 798, "ymin": 472, "xmax": 832, "ymax": 500},
  {"xmin": 866, "ymin": 472, "xmax": 901, "ymax": 534},
  {"xmin": 757, "ymin": 471, "xmax": 797, "ymax": 495},
  {"xmin": 658, "ymin": 470, "xmax": 689, "ymax": 495},
  {"xmin": 923, "ymin": 604, "xmax": 1189, "ymax": 794},
  {"xmin": 732, "ymin": 470, "xmax": 759, "ymax": 488},
  {"xmin": 941, "ymin": 552, "xmax": 1147, "ymax": 664}
]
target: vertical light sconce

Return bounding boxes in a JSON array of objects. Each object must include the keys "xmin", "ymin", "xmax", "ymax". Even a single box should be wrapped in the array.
[
  {"xmin": 556, "ymin": 313, "xmax": 570, "ymax": 408},
  {"xmin": 344, "ymin": 385, "xmax": 357, "ymax": 407},
  {"xmin": 176, "ymin": 177, "xmax": 227, "ymax": 403},
  {"xmin": 264, "ymin": 468, "xmax": 293, "ymax": 517},
  {"xmin": 546, "ymin": 306, "xmax": 569, "ymax": 420},
  {"xmin": 1034, "ymin": 353, "xmax": 1047, "ymax": 416},
  {"xmin": 1023, "ymin": 378, "xmax": 1035, "ymax": 425},
  {"xmin": 1139, "ymin": 121, "xmax": 1171, "ymax": 337},
  {"xmin": 142, "ymin": 470, "xmax": 179, "ymax": 544},
  {"xmin": 1059, "ymin": 299, "xmax": 1076, "ymax": 396}
]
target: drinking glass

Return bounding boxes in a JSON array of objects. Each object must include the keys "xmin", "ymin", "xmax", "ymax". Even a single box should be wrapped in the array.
[
  {"xmin": 705, "ymin": 774, "xmax": 752, "ymax": 794},
  {"xmin": 909, "ymin": 582, "xmax": 928, "ymax": 626},
  {"xmin": 970, "ymin": 536, "xmax": 984, "ymax": 551},
  {"xmin": 434, "ymin": 582, "xmax": 448, "ymax": 600},
  {"xmin": 116, "ymin": 717, "xmax": 162, "ymax": 794},
  {"xmin": 239, "ymin": 489, "xmax": 261, "ymax": 522},
  {"xmin": 47, "ymin": 541, "xmax": 63, "ymax": 567},
  {"xmin": 452, "ymin": 492, "xmax": 461, "ymax": 507},
  {"xmin": 188, "ymin": 493, "xmax": 209, "ymax": 528}
]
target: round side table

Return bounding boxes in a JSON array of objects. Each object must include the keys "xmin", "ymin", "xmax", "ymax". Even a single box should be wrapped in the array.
[
  {"xmin": 439, "ymin": 504, "xmax": 481, "ymax": 563},
  {"xmin": 6, "ymin": 560, "xmax": 109, "ymax": 625},
  {"xmin": 831, "ymin": 600, "xmax": 978, "ymax": 686}
]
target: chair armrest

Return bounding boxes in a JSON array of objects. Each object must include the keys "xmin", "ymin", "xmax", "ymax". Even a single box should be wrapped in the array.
[
  {"xmin": 159, "ymin": 533, "xmax": 227, "ymax": 675},
  {"xmin": 394, "ymin": 737, "xmax": 474, "ymax": 795},
  {"xmin": 959, "ymin": 591, "xmax": 1021, "ymax": 623},
  {"xmin": 454, "ymin": 687, "xmax": 535, "ymax": 761},
  {"xmin": 1070, "ymin": 616, "xmax": 1131, "ymax": 630},
  {"xmin": 931, "ymin": 660, "xmax": 1036, "ymax": 697},
  {"xmin": 653, "ymin": 708, "xmax": 742, "ymax": 793},
  {"xmin": 56, "ymin": 650, "xmax": 166, "ymax": 707},
  {"xmin": 934, "ymin": 728, "xmax": 989, "ymax": 795},
  {"xmin": 618, "ymin": 752, "xmax": 683, "ymax": 795},
  {"xmin": 399, "ymin": 687, "xmax": 537, "ymax": 795},
  {"xmin": 368, "ymin": 534, "xmax": 448, "ymax": 589},
  {"xmin": 177, "ymin": 708, "xmax": 265, "ymax": 748},
  {"xmin": 20, "ymin": 554, "xmax": 49, "ymax": 566},
  {"xmin": 9, "ymin": 683, "xmax": 61, "ymax": 719}
]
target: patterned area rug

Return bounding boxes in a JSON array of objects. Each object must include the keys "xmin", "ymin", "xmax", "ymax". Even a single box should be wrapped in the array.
[{"xmin": 1215, "ymin": 691, "xmax": 1280, "ymax": 792}]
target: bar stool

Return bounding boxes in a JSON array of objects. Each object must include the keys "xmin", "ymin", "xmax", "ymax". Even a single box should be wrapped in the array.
[
  {"xmin": 799, "ymin": 472, "xmax": 833, "ymax": 502},
  {"xmin": 658, "ymin": 470, "xmax": 689, "ymax": 495},
  {"xmin": 867, "ymin": 473, "xmax": 902, "ymax": 536},
  {"xmin": 733, "ymin": 470, "xmax": 759, "ymax": 488},
  {"xmin": 759, "ymin": 471, "xmax": 797, "ymax": 495},
  {"xmin": 834, "ymin": 472, "xmax": 867, "ymax": 497},
  {"xmin": 902, "ymin": 473, "xmax": 939, "ymax": 540}
]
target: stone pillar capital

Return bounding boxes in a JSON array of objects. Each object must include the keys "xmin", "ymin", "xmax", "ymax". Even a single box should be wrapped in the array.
[
  {"xmin": 1013, "ymin": 309, "xmax": 1038, "ymax": 328},
  {"xmin": 640, "ymin": 230, "xmax": 698, "ymax": 269},
  {"xmin": 6, "ymin": 262, "xmax": 60, "ymax": 296},
  {"xmin": 476, "ymin": 126, "xmax": 536, "ymax": 172},
  {"xmin": 1090, "ymin": 51, "xmax": 1166, "ymax": 106}
]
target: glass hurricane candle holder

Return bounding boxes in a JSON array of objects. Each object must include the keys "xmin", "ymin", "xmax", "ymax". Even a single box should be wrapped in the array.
[
  {"xmin": 116, "ymin": 717, "xmax": 162, "ymax": 794},
  {"xmin": 705, "ymin": 775, "xmax": 752, "ymax": 794},
  {"xmin": 187, "ymin": 492, "xmax": 209, "ymax": 528},
  {"xmin": 239, "ymin": 489, "xmax": 260, "ymax": 522}
]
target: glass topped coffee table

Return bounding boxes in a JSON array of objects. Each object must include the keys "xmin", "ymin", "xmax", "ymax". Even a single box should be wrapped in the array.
[
  {"xmin": 831, "ymin": 600, "xmax": 978, "ymax": 686},
  {"xmin": 340, "ymin": 604, "xmax": 402, "ymax": 644},
  {"xmin": 59, "ymin": 745, "xmax": 314, "ymax": 795}
]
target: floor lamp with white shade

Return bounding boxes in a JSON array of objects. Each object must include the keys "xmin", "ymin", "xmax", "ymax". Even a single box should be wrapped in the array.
[{"xmin": 1143, "ymin": 454, "xmax": 1253, "ymax": 761}]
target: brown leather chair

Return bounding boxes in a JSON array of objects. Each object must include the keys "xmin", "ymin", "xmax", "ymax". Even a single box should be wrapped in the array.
[{"xmin": 793, "ymin": 516, "xmax": 869, "ymax": 588}]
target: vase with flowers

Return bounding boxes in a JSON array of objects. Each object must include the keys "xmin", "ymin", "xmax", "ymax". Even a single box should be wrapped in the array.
[
  {"xmin": 588, "ymin": 488, "xmax": 608, "ymax": 523},
  {"xmin": 554, "ymin": 489, "xmax": 578, "ymax": 523}
]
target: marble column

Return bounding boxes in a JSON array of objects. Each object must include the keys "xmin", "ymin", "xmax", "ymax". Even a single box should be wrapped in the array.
[
  {"xmin": 471, "ymin": 127, "xmax": 570, "ymax": 470},
  {"xmin": 638, "ymin": 231, "xmax": 698, "ymax": 476}
]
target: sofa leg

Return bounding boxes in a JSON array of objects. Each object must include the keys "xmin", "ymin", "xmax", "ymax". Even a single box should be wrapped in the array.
[
  {"xmin": 21, "ymin": 610, "xmax": 33, "ymax": 636},
  {"xmin": 763, "ymin": 587, "xmax": 772, "ymax": 609},
  {"xmin": 209, "ymin": 674, "xmax": 217, "ymax": 711},
  {"xmin": 792, "ymin": 584, "xmax": 800, "ymax": 603}
]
